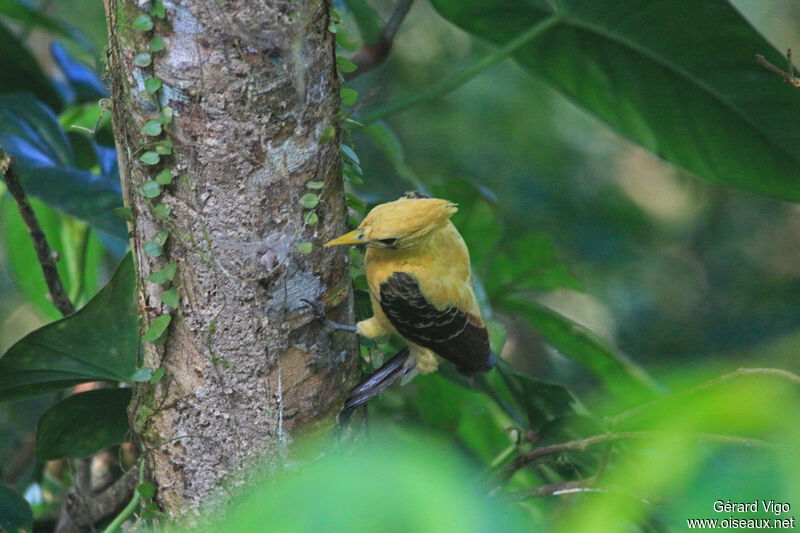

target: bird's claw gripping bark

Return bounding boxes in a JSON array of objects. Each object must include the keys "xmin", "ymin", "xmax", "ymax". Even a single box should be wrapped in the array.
[{"xmin": 299, "ymin": 298, "xmax": 358, "ymax": 334}]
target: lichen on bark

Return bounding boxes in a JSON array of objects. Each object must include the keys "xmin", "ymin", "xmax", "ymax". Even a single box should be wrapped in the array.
[{"xmin": 103, "ymin": 0, "xmax": 358, "ymax": 516}]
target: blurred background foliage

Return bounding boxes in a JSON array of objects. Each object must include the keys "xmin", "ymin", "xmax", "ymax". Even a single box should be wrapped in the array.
[{"xmin": 1, "ymin": 0, "xmax": 800, "ymax": 532}]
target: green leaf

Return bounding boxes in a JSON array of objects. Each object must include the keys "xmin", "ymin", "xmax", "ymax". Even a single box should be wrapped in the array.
[
  {"xmin": 343, "ymin": 162, "xmax": 363, "ymax": 184},
  {"xmin": 159, "ymin": 106, "xmax": 173, "ymax": 124},
  {"xmin": 144, "ymin": 77, "xmax": 162, "ymax": 95},
  {"xmin": 146, "ymin": 262, "xmax": 177, "ymax": 284},
  {"xmin": 1, "ymin": 197, "xmax": 100, "ymax": 321},
  {"xmin": 154, "ymin": 170, "xmax": 172, "ymax": 186},
  {"xmin": 0, "ymin": 21, "xmax": 62, "ymax": 111},
  {"xmin": 35, "ymin": 388, "xmax": 132, "ymax": 460},
  {"xmin": 336, "ymin": 56, "xmax": 357, "ymax": 73},
  {"xmin": 215, "ymin": 429, "xmax": 530, "ymax": 533},
  {"xmin": 341, "ymin": 144, "xmax": 360, "ymax": 165},
  {"xmin": 144, "ymin": 241, "xmax": 162, "ymax": 256},
  {"xmin": 150, "ymin": 34, "xmax": 166, "ymax": 52},
  {"xmin": 149, "ymin": 368, "xmax": 165, "ymax": 384},
  {"xmin": 501, "ymin": 298, "xmax": 661, "ymax": 403},
  {"xmin": 140, "ymin": 150, "xmax": 160, "ymax": 165},
  {"xmin": 144, "ymin": 230, "xmax": 169, "ymax": 257},
  {"xmin": 340, "ymin": 87, "xmax": 358, "ymax": 106},
  {"xmin": 138, "ymin": 482, "xmax": 156, "ymax": 499},
  {"xmin": 141, "ymin": 119, "xmax": 162, "ymax": 136},
  {"xmin": 0, "ymin": 94, "xmax": 126, "ymax": 238},
  {"xmin": 0, "ymin": 483, "xmax": 32, "ymax": 533},
  {"xmin": 430, "ymin": 0, "xmax": 800, "ymax": 202},
  {"xmin": 296, "ymin": 242, "xmax": 313, "ymax": 254},
  {"xmin": 304, "ymin": 211, "xmax": 318, "ymax": 227},
  {"xmin": 51, "ymin": 42, "xmax": 108, "ymax": 104},
  {"xmin": 131, "ymin": 367, "xmax": 152, "ymax": 382},
  {"xmin": 150, "ymin": 0, "xmax": 166, "ymax": 19},
  {"xmin": 153, "ymin": 203, "xmax": 171, "ymax": 218},
  {"xmin": 161, "ymin": 288, "xmax": 179, "ymax": 308},
  {"xmin": 345, "ymin": 193, "xmax": 366, "ymax": 212},
  {"xmin": 139, "ymin": 180, "xmax": 161, "ymax": 198},
  {"xmin": 0, "ymin": 255, "xmax": 138, "ymax": 402},
  {"xmin": 494, "ymin": 361, "xmax": 576, "ymax": 431},
  {"xmin": 142, "ymin": 314, "xmax": 171, "ymax": 343},
  {"xmin": 319, "ymin": 125, "xmax": 336, "ymax": 143},
  {"xmin": 155, "ymin": 140, "xmax": 172, "ymax": 155},
  {"xmin": 0, "ymin": 0, "xmax": 92, "ymax": 50},
  {"xmin": 341, "ymin": 0, "xmax": 382, "ymax": 44},
  {"xmin": 306, "ymin": 180, "xmax": 324, "ymax": 189},
  {"xmin": 134, "ymin": 52, "xmax": 152, "ymax": 67},
  {"xmin": 132, "ymin": 13, "xmax": 153, "ymax": 31},
  {"xmin": 114, "ymin": 206, "xmax": 132, "ymax": 221},
  {"xmin": 300, "ymin": 193, "xmax": 320, "ymax": 209},
  {"xmin": 485, "ymin": 234, "xmax": 581, "ymax": 296},
  {"xmin": 363, "ymin": 122, "xmax": 422, "ymax": 188},
  {"xmin": 153, "ymin": 229, "xmax": 169, "ymax": 245}
]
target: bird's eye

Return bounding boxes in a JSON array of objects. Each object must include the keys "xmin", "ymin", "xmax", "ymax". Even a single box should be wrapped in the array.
[{"xmin": 379, "ymin": 238, "xmax": 398, "ymax": 246}]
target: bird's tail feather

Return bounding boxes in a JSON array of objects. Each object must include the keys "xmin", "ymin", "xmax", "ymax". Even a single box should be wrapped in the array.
[{"xmin": 341, "ymin": 347, "xmax": 414, "ymax": 416}]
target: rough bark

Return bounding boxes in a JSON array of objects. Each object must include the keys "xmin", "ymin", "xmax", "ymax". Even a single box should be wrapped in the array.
[{"xmin": 103, "ymin": 0, "xmax": 358, "ymax": 516}]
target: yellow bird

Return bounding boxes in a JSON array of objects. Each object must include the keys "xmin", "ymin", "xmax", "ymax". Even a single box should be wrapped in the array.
[{"xmin": 325, "ymin": 192, "xmax": 495, "ymax": 409}]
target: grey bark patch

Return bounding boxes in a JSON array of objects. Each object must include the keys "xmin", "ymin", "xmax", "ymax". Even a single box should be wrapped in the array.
[{"xmin": 104, "ymin": 0, "xmax": 360, "ymax": 516}]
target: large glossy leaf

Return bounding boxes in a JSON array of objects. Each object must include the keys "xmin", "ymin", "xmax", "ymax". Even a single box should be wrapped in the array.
[
  {"xmin": 0, "ymin": 483, "xmax": 32, "ymax": 533},
  {"xmin": 501, "ymin": 298, "xmax": 661, "ymax": 402},
  {"xmin": 430, "ymin": 0, "xmax": 800, "ymax": 202},
  {"xmin": 0, "ymin": 0, "xmax": 92, "ymax": 51},
  {"xmin": 0, "ymin": 21, "xmax": 62, "ymax": 111},
  {"xmin": 35, "ymin": 388, "xmax": 132, "ymax": 460},
  {"xmin": 0, "ymin": 255, "xmax": 138, "ymax": 403},
  {"xmin": 0, "ymin": 94, "xmax": 125, "ymax": 237},
  {"xmin": 51, "ymin": 42, "xmax": 108, "ymax": 105}
]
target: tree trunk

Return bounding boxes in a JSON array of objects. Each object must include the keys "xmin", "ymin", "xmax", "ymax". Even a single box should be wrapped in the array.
[{"xmin": 103, "ymin": 0, "xmax": 358, "ymax": 516}]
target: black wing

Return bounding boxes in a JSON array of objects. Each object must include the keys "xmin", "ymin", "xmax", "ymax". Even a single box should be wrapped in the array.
[{"xmin": 379, "ymin": 272, "xmax": 495, "ymax": 375}]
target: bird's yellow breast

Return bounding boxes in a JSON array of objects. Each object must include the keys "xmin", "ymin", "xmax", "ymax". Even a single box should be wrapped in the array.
[{"xmin": 365, "ymin": 221, "xmax": 482, "ymax": 319}]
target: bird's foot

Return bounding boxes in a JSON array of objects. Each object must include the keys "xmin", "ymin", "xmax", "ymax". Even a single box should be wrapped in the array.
[{"xmin": 300, "ymin": 298, "xmax": 358, "ymax": 333}]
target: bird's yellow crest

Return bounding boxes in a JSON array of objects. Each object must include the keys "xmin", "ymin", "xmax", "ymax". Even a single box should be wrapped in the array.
[{"xmin": 326, "ymin": 197, "xmax": 458, "ymax": 249}]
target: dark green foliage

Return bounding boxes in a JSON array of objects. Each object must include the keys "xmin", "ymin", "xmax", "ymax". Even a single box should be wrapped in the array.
[
  {"xmin": 0, "ymin": 256, "xmax": 138, "ymax": 402},
  {"xmin": 430, "ymin": 0, "xmax": 800, "ymax": 202},
  {"xmin": 1, "ymin": 1, "xmax": 800, "ymax": 531},
  {"xmin": 35, "ymin": 388, "xmax": 132, "ymax": 459},
  {"xmin": 502, "ymin": 298, "xmax": 660, "ymax": 403},
  {"xmin": 0, "ymin": 21, "xmax": 63, "ymax": 111},
  {"xmin": 1, "ymin": 196, "xmax": 104, "ymax": 320},
  {"xmin": 0, "ymin": 94, "xmax": 125, "ymax": 238},
  {"xmin": 0, "ymin": 482, "xmax": 33, "ymax": 533}
]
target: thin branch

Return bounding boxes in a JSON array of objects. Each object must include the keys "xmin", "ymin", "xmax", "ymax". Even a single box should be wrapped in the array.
[
  {"xmin": 501, "ymin": 431, "xmax": 641, "ymax": 482},
  {"xmin": 500, "ymin": 430, "xmax": 771, "ymax": 482},
  {"xmin": 756, "ymin": 51, "xmax": 800, "ymax": 88},
  {"xmin": 54, "ymin": 466, "xmax": 139, "ymax": 533},
  {"xmin": 356, "ymin": 15, "xmax": 561, "ymax": 125},
  {"xmin": 513, "ymin": 476, "xmax": 600, "ymax": 499},
  {"xmin": 1, "ymin": 152, "xmax": 75, "ymax": 316},
  {"xmin": 73, "ymin": 458, "xmax": 93, "ymax": 497},
  {"xmin": 345, "ymin": 0, "xmax": 414, "ymax": 81}
]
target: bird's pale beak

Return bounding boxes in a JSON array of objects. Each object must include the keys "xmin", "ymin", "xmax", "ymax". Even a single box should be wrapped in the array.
[{"xmin": 324, "ymin": 229, "xmax": 365, "ymax": 247}]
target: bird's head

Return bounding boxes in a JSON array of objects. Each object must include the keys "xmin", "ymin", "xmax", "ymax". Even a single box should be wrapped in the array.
[{"xmin": 325, "ymin": 195, "xmax": 457, "ymax": 250}]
